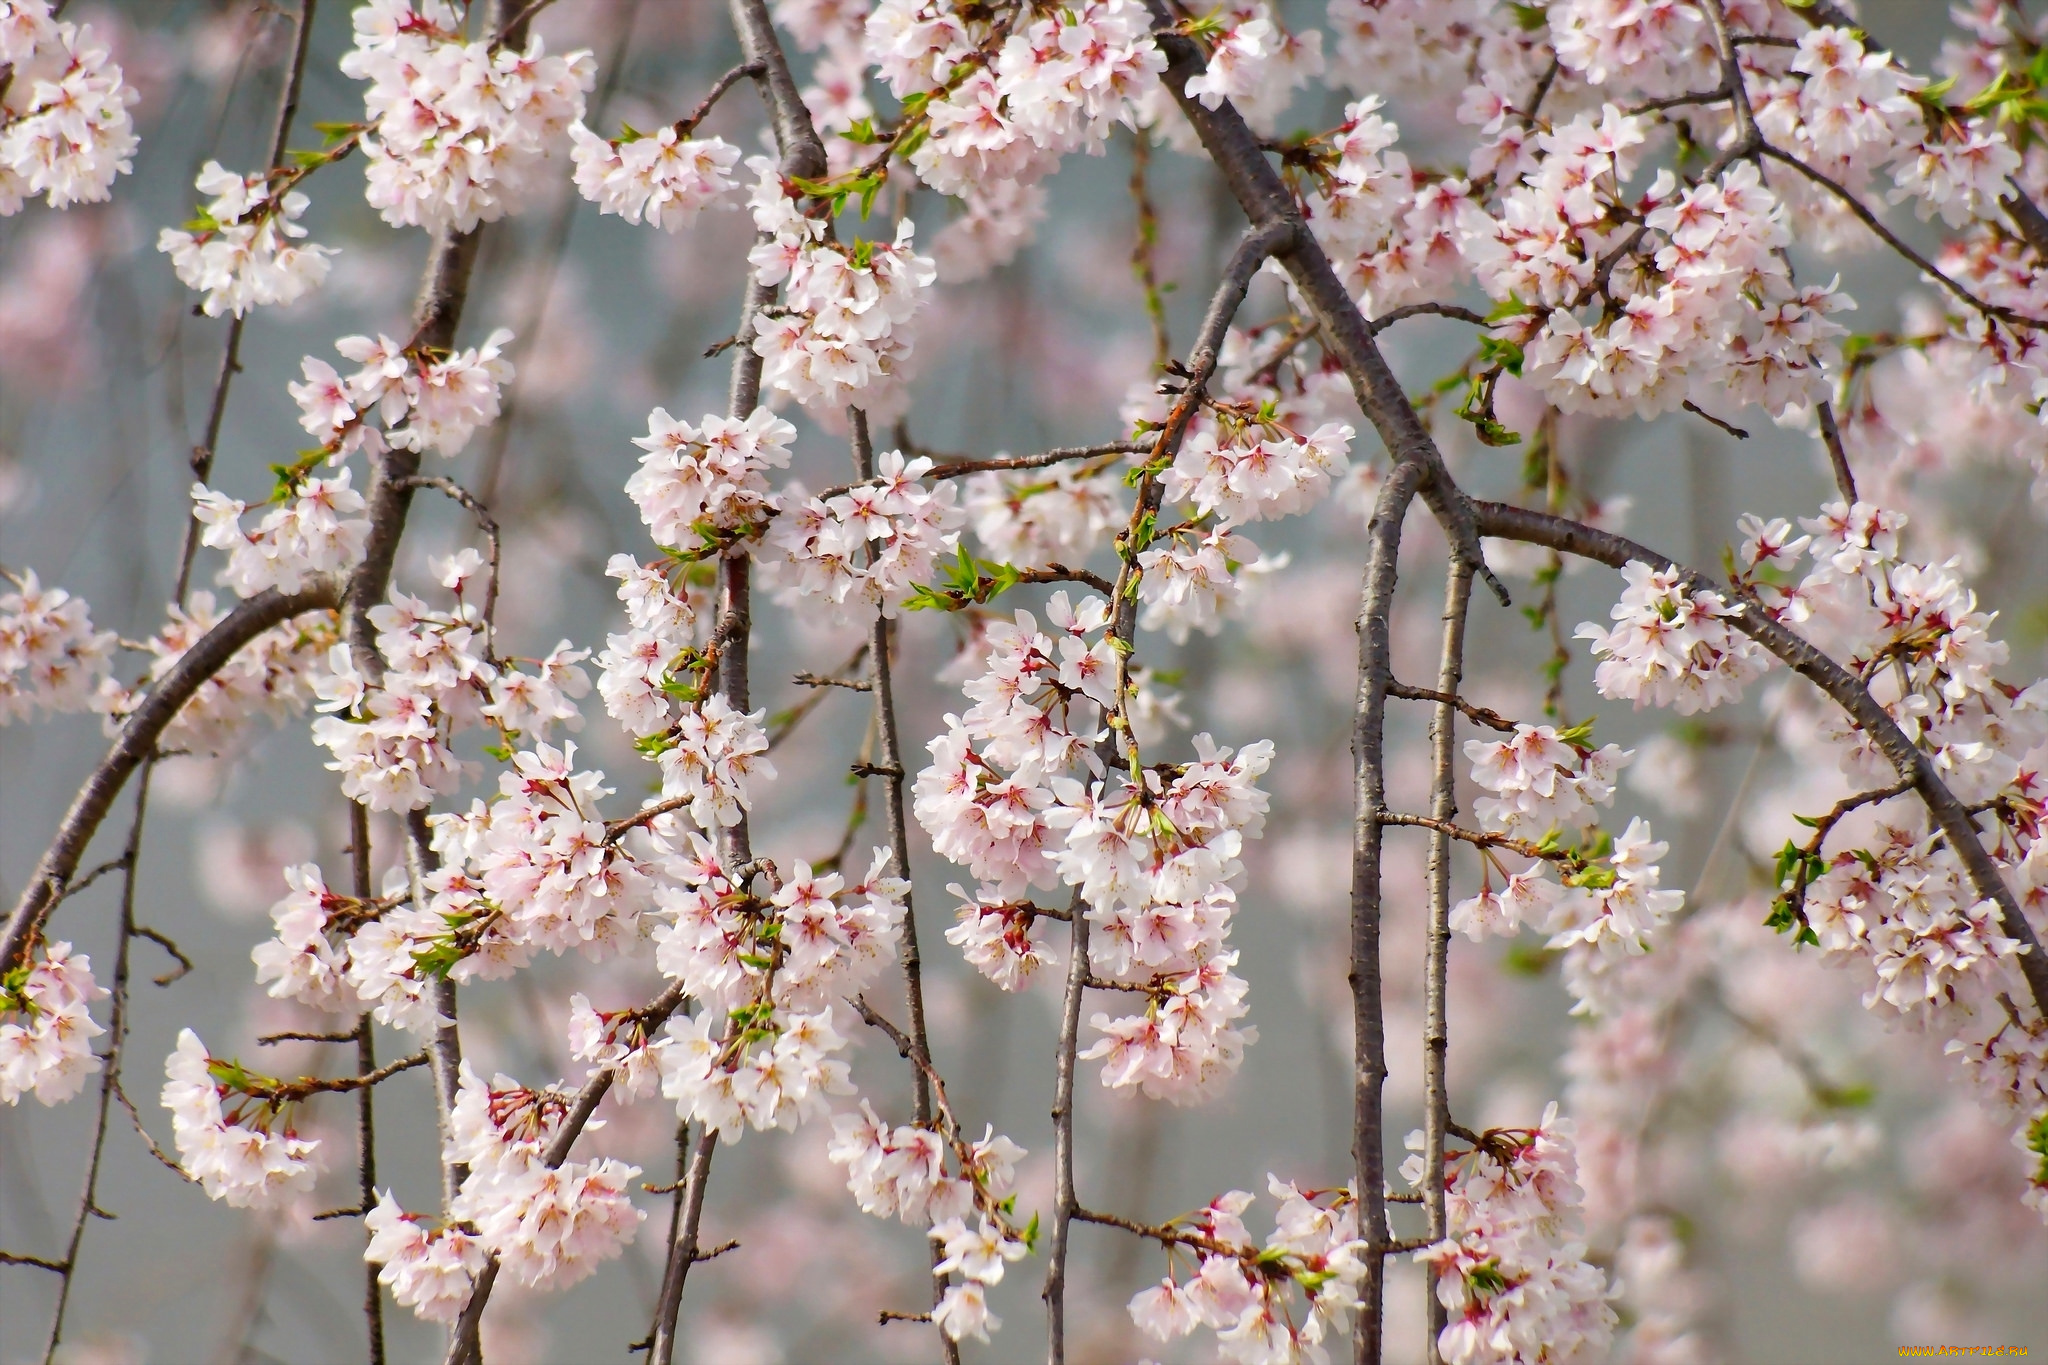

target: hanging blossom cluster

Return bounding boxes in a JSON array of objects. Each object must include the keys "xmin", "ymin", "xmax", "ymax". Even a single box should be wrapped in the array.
[
  {"xmin": 765, "ymin": 449, "xmax": 964, "ymax": 623},
  {"xmin": 157, "ymin": 161, "xmax": 336, "ymax": 318},
  {"xmin": 310, "ymin": 562, "xmax": 589, "ymax": 815},
  {"xmin": 0, "ymin": 940, "xmax": 103, "ymax": 1106},
  {"xmin": 1477, "ymin": 111, "xmax": 1852, "ymax": 421},
  {"xmin": 191, "ymin": 469, "xmax": 369, "ymax": 599},
  {"xmin": 160, "ymin": 1030, "xmax": 322, "ymax": 1209},
  {"xmin": 914, "ymin": 592, "xmax": 1271, "ymax": 1101},
  {"xmin": 1453, "ymin": 724, "xmax": 1685, "ymax": 1016},
  {"xmin": 0, "ymin": 0, "xmax": 137, "ymax": 214},
  {"xmin": 654, "ymin": 847, "xmax": 904, "ymax": 1140},
  {"xmin": 1577, "ymin": 558, "xmax": 1772, "ymax": 715},
  {"xmin": 0, "ymin": 570, "xmax": 114, "ymax": 723},
  {"xmin": 289, "ymin": 327, "xmax": 516, "ymax": 459},
  {"xmin": 608, "ymin": 408, "xmax": 780, "ymax": 822},
  {"xmin": 366, "ymin": 1066, "xmax": 641, "ymax": 1315},
  {"xmin": 340, "ymin": 0, "xmax": 594, "ymax": 233},
  {"xmin": 828, "ymin": 1102, "xmax": 1032, "ymax": 1343},
  {"xmin": 1125, "ymin": 1180, "xmax": 1372, "ymax": 1365},
  {"xmin": 569, "ymin": 119, "xmax": 742, "ymax": 231},
  {"xmin": 1405, "ymin": 1105, "xmax": 1617, "ymax": 1365},
  {"xmin": 747, "ymin": 161, "xmax": 935, "ymax": 417}
]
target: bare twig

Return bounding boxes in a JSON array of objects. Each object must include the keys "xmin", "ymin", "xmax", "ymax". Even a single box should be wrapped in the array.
[
  {"xmin": 1368, "ymin": 302, "xmax": 1489, "ymax": 335},
  {"xmin": 1387, "ymin": 682, "xmax": 1515, "ymax": 733},
  {"xmin": 1816, "ymin": 399, "xmax": 1857, "ymax": 503},
  {"xmin": 132, "ymin": 925, "xmax": 191, "ymax": 986},
  {"xmin": 1682, "ymin": 399, "xmax": 1749, "ymax": 440}
]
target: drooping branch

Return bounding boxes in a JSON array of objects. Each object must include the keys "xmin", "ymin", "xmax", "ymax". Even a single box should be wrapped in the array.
[
  {"xmin": 1044, "ymin": 218, "xmax": 1292, "ymax": 1365},
  {"xmin": 1420, "ymin": 556, "xmax": 1473, "ymax": 1365},
  {"xmin": 1, "ymin": 579, "xmax": 343, "ymax": 972},
  {"xmin": 1346, "ymin": 458, "xmax": 1426, "ymax": 1365},
  {"xmin": 1470, "ymin": 499, "xmax": 2048, "ymax": 1015}
]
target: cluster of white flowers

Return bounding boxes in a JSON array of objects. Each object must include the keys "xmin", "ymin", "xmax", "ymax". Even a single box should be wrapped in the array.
[
  {"xmin": 1181, "ymin": 2, "xmax": 1324, "ymax": 133},
  {"xmin": 828, "ymin": 1100, "xmax": 1030, "ymax": 1343},
  {"xmin": 963, "ymin": 461, "xmax": 1123, "ymax": 568},
  {"xmin": 565, "ymin": 993, "xmax": 664, "ymax": 1101},
  {"xmin": 361, "ymin": 1065, "xmax": 640, "ymax": 1310},
  {"xmin": 1455, "ymin": 725, "xmax": 1684, "ymax": 1015},
  {"xmin": 341, "ymin": 0, "xmax": 593, "ymax": 232},
  {"xmin": 98, "ymin": 594, "xmax": 338, "ymax": 758},
  {"xmin": 944, "ymin": 887, "xmax": 1058, "ymax": 991},
  {"xmin": 364, "ymin": 1193, "xmax": 488, "ymax": 1322},
  {"xmin": 647, "ymin": 843, "xmax": 904, "ymax": 1137},
  {"xmin": 289, "ymin": 328, "xmax": 515, "ymax": 459},
  {"xmin": 765, "ymin": 450, "xmax": 963, "ymax": 622},
  {"xmin": 1577, "ymin": 560, "xmax": 1771, "ymax": 715},
  {"xmin": 251, "ymin": 863, "xmax": 355, "ymax": 1014},
  {"xmin": 191, "ymin": 470, "xmax": 369, "ymax": 598},
  {"xmin": 434, "ymin": 742, "xmax": 647, "ymax": 957},
  {"xmin": 160, "ymin": 1030, "xmax": 321, "ymax": 1208},
  {"xmin": 747, "ymin": 162, "xmax": 935, "ymax": 416},
  {"xmin": 864, "ymin": 0, "xmax": 1159, "ymax": 203},
  {"xmin": 1474, "ymin": 110, "xmax": 1852, "ymax": 420},
  {"xmin": 0, "ymin": 570, "xmax": 114, "ymax": 723},
  {"xmin": 1463, "ymin": 723, "xmax": 1630, "ymax": 837},
  {"xmin": 1407, "ymin": 1105, "xmax": 1617, "ymax": 1365},
  {"xmin": 0, "ymin": 940, "xmax": 103, "ymax": 1105},
  {"xmin": 624, "ymin": 406, "xmax": 794, "ymax": 552},
  {"xmin": 1136, "ymin": 523, "xmax": 1265, "ymax": 643},
  {"xmin": 1127, "ymin": 1180, "xmax": 1371, "ymax": 1365},
  {"xmin": 1162, "ymin": 416, "xmax": 1353, "ymax": 525},
  {"xmin": 1304, "ymin": 97, "xmax": 1481, "ymax": 317},
  {"xmin": 157, "ymin": 161, "xmax": 335, "ymax": 317},
  {"xmin": 311, "ymin": 573, "xmax": 586, "ymax": 813},
  {"xmin": 569, "ymin": 121, "xmax": 741, "ymax": 230},
  {"xmin": 0, "ymin": 0, "xmax": 136, "ymax": 214}
]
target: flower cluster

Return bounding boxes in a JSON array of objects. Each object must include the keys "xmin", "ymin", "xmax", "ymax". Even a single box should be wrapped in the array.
[
  {"xmin": 1126, "ymin": 1180, "xmax": 1371, "ymax": 1365},
  {"xmin": 569, "ymin": 121, "xmax": 741, "ymax": 230},
  {"xmin": 290, "ymin": 328, "xmax": 515, "ymax": 459},
  {"xmin": 1303, "ymin": 96, "xmax": 1477, "ymax": 318},
  {"xmin": 364, "ymin": 1194, "xmax": 488, "ymax": 1322},
  {"xmin": 828, "ymin": 1100, "xmax": 1030, "ymax": 1343},
  {"xmin": 341, "ymin": 0, "xmax": 593, "ymax": 232},
  {"xmin": 963, "ymin": 461, "xmax": 1123, "ymax": 568},
  {"xmin": 1161, "ymin": 415, "xmax": 1354, "ymax": 526},
  {"xmin": 747, "ymin": 160, "xmax": 935, "ymax": 415},
  {"xmin": 1577, "ymin": 560, "xmax": 1771, "ymax": 715},
  {"xmin": 160, "ymin": 1030, "xmax": 321, "ymax": 1208},
  {"xmin": 251, "ymin": 863, "xmax": 356, "ymax": 1014},
  {"xmin": 624, "ymin": 406, "xmax": 794, "ymax": 552},
  {"xmin": 191, "ymin": 470, "xmax": 369, "ymax": 598},
  {"xmin": 1476, "ymin": 112, "xmax": 1852, "ymax": 420},
  {"xmin": 157, "ymin": 161, "xmax": 335, "ymax": 317},
  {"xmin": 311, "ymin": 572, "xmax": 585, "ymax": 813},
  {"xmin": 0, "ymin": 570, "xmax": 114, "ymax": 723},
  {"xmin": 436, "ymin": 742, "xmax": 649, "ymax": 957},
  {"xmin": 0, "ymin": 940, "xmax": 103, "ymax": 1106},
  {"xmin": 1463, "ymin": 723, "xmax": 1630, "ymax": 837},
  {"xmin": 1407, "ymin": 1105, "xmax": 1617, "ymax": 1365},
  {"xmin": 765, "ymin": 450, "xmax": 964, "ymax": 621},
  {"xmin": 0, "ymin": 0, "xmax": 136, "ymax": 215},
  {"xmin": 650, "ymin": 848, "xmax": 904, "ymax": 1132}
]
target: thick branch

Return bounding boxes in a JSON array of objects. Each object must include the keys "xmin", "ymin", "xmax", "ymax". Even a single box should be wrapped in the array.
[{"xmin": 1, "ymin": 580, "xmax": 343, "ymax": 971}]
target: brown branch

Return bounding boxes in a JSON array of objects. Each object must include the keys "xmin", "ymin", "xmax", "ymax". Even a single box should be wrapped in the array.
[
  {"xmin": 1368, "ymin": 302, "xmax": 1489, "ymax": 335},
  {"xmin": 677, "ymin": 60, "xmax": 765, "ymax": 137},
  {"xmin": 1386, "ymin": 682, "xmax": 1515, "ymax": 733},
  {"xmin": 1421, "ymin": 556, "xmax": 1472, "ymax": 1365},
  {"xmin": 132, "ymin": 925, "xmax": 191, "ymax": 986},
  {"xmin": 1, "ymin": 579, "xmax": 343, "ymax": 972},
  {"xmin": 1345, "ymin": 457, "xmax": 1425, "ymax": 1363},
  {"xmin": 792, "ymin": 671, "xmax": 871, "ymax": 691},
  {"xmin": 1816, "ymin": 399, "xmax": 1857, "ymax": 503},
  {"xmin": 1682, "ymin": 399, "xmax": 1749, "ymax": 440}
]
